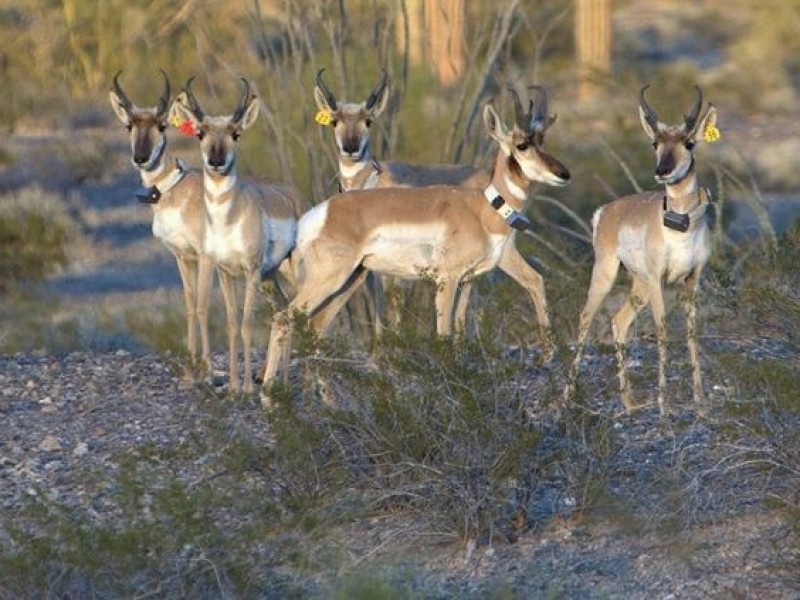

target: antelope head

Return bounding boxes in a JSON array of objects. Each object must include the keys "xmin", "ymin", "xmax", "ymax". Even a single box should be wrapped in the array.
[
  {"xmin": 638, "ymin": 85, "xmax": 718, "ymax": 184},
  {"xmin": 313, "ymin": 68, "xmax": 389, "ymax": 161},
  {"xmin": 170, "ymin": 77, "xmax": 260, "ymax": 178},
  {"xmin": 108, "ymin": 70, "xmax": 171, "ymax": 171},
  {"xmin": 484, "ymin": 86, "xmax": 571, "ymax": 188}
]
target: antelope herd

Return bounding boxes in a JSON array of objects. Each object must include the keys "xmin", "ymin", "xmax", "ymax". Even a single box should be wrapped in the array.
[{"xmin": 109, "ymin": 69, "xmax": 719, "ymax": 416}]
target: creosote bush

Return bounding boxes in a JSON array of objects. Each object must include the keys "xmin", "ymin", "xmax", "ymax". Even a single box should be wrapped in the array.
[{"xmin": 0, "ymin": 186, "xmax": 77, "ymax": 291}]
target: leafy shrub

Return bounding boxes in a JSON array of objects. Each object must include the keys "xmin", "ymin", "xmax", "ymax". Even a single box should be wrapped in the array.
[{"xmin": 0, "ymin": 186, "xmax": 78, "ymax": 291}]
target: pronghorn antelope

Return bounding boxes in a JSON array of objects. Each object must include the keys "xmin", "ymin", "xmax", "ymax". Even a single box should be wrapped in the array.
[
  {"xmin": 261, "ymin": 86, "xmax": 571, "ymax": 404},
  {"xmin": 108, "ymin": 70, "xmax": 212, "ymax": 378},
  {"xmin": 170, "ymin": 77, "xmax": 306, "ymax": 394},
  {"xmin": 313, "ymin": 68, "xmax": 489, "ymax": 193},
  {"xmin": 314, "ymin": 69, "xmax": 490, "ymax": 333},
  {"xmin": 563, "ymin": 85, "xmax": 718, "ymax": 416}
]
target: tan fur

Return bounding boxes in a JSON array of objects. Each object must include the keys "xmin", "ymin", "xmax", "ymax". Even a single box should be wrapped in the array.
[
  {"xmin": 109, "ymin": 79, "xmax": 213, "ymax": 379},
  {"xmin": 261, "ymin": 99, "xmax": 571, "ymax": 405},
  {"xmin": 314, "ymin": 71, "xmax": 490, "ymax": 334},
  {"xmin": 171, "ymin": 79, "xmax": 308, "ymax": 394},
  {"xmin": 564, "ymin": 89, "xmax": 718, "ymax": 415}
]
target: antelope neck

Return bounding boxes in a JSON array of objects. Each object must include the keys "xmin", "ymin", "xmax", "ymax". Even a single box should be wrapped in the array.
[
  {"xmin": 135, "ymin": 156, "xmax": 188, "ymax": 204},
  {"xmin": 483, "ymin": 183, "xmax": 531, "ymax": 231},
  {"xmin": 339, "ymin": 157, "xmax": 382, "ymax": 191}
]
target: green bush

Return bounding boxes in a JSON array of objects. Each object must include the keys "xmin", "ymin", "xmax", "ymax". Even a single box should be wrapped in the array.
[{"xmin": 0, "ymin": 186, "xmax": 77, "ymax": 291}]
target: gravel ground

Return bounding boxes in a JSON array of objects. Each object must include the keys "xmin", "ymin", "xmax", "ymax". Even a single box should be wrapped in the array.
[{"xmin": 0, "ymin": 345, "xmax": 797, "ymax": 598}]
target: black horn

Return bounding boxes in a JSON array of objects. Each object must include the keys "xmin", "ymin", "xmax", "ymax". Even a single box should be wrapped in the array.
[
  {"xmin": 639, "ymin": 84, "xmax": 660, "ymax": 132},
  {"xmin": 683, "ymin": 85, "xmax": 703, "ymax": 133},
  {"xmin": 365, "ymin": 69, "xmax": 388, "ymax": 111},
  {"xmin": 112, "ymin": 70, "xmax": 133, "ymax": 113},
  {"xmin": 183, "ymin": 76, "xmax": 205, "ymax": 121},
  {"xmin": 155, "ymin": 69, "xmax": 170, "ymax": 118},
  {"xmin": 508, "ymin": 86, "xmax": 531, "ymax": 131},
  {"xmin": 232, "ymin": 78, "xmax": 252, "ymax": 123},
  {"xmin": 315, "ymin": 68, "xmax": 338, "ymax": 109},
  {"xmin": 529, "ymin": 85, "xmax": 549, "ymax": 129}
]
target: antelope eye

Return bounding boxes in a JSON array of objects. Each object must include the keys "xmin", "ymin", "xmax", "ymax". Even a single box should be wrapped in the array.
[
  {"xmin": 331, "ymin": 119, "xmax": 338, "ymax": 127},
  {"xmin": 685, "ymin": 140, "xmax": 696, "ymax": 150},
  {"xmin": 125, "ymin": 124, "xmax": 132, "ymax": 132},
  {"xmin": 232, "ymin": 131, "xmax": 241, "ymax": 142},
  {"xmin": 515, "ymin": 142, "xmax": 529, "ymax": 151},
  {"xmin": 652, "ymin": 140, "xmax": 659, "ymax": 149},
  {"xmin": 158, "ymin": 123, "xmax": 167, "ymax": 132},
  {"xmin": 365, "ymin": 118, "xmax": 372, "ymax": 127},
  {"xmin": 197, "ymin": 130, "xmax": 205, "ymax": 140}
]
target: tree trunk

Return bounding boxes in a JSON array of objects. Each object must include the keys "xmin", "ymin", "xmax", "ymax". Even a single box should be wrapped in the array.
[{"xmin": 575, "ymin": 0, "xmax": 611, "ymax": 100}]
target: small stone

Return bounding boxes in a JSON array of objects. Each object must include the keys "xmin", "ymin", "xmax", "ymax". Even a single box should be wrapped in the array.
[
  {"xmin": 26, "ymin": 379, "xmax": 37, "ymax": 389},
  {"xmin": 116, "ymin": 349, "xmax": 130, "ymax": 357},
  {"xmin": 73, "ymin": 442, "xmax": 89, "ymax": 457},
  {"xmin": 39, "ymin": 396, "xmax": 53, "ymax": 405},
  {"xmin": 38, "ymin": 435, "xmax": 62, "ymax": 452}
]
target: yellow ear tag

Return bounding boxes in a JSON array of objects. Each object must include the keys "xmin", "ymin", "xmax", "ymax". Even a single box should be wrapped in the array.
[
  {"xmin": 315, "ymin": 110, "xmax": 334, "ymax": 126},
  {"xmin": 169, "ymin": 115, "xmax": 183, "ymax": 128},
  {"xmin": 703, "ymin": 123, "xmax": 721, "ymax": 143}
]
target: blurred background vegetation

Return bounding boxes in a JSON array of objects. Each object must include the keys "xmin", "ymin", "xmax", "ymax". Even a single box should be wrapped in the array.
[{"xmin": 0, "ymin": 0, "xmax": 798, "ymax": 351}]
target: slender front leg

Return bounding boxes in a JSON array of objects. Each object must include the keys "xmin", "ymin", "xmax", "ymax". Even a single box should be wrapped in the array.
[
  {"xmin": 217, "ymin": 269, "xmax": 239, "ymax": 393},
  {"xmin": 241, "ymin": 269, "xmax": 260, "ymax": 394},
  {"xmin": 434, "ymin": 278, "xmax": 458, "ymax": 336},
  {"xmin": 563, "ymin": 255, "xmax": 620, "ymax": 403},
  {"xmin": 496, "ymin": 246, "xmax": 553, "ymax": 359},
  {"xmin": 648, "ymin": 280, "xmax": 669, "ymax": 415},
  {"xmin": 611, "ymin": 277, "xmax": 649, "ymax": 412},
  {"xmin": 174, "ymin": 256, "xmax": 198, "ymax": 379},
  {"xmin": 196, "ymin": 255, "xmax": 214, "ymax": 376},
  {"xmin": 454, "ymin": 279, "xmax": 473, "ymax": 335},
  {"xmin": 683, "ymin": 269, "xmax": 705, "ymax": 409}
]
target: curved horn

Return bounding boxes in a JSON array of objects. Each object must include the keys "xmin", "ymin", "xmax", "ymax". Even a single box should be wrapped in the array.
[
  {"xmin": 507, "ymin": 86, "xmax": 529, "ymax": 131},
  {"xmin": 365, "ymin": 68, "xmax": 388, "ymax": 111},
  {"xmin": 315, "ymin": 68, "xmax": 338, "ymax": 109},
  {"xmin": 183, "ymin": 76, "xmax": 205, "ymax": 121},
  {"xmin": 529, "ymin": 85, "xmax": 549, "ymax": 122},
  {"xmin": 639, "ymin": 84, "xmax": 659, "ymax": 131},
  {"xmin": 112, "ymin": 70, "xmax": 133, "ymax": 113},
  {"xmin": 232, "ymin": 78, "xmax": 252, "ymax": 123},
  {"xmin": 684, "ymin": 85, "xmax": 703, "ymax": 132},
  {"xmin": 155, "ymin": 69, "xmax": 170, "ymax": 118}
]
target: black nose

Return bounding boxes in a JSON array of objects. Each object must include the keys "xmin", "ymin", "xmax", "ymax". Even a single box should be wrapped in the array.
[
  {"xmin": 208, "ymin": 146, "xmax": 227, "ymax": 168},
  {"xmin": 341, "ymin": 136, "xmax": 360, "ymax": 155},
  {"xmin": 656, "ymin": 152, "xmax": 675, "ymax": 177},
  {"xmin": 133, "ymin": 153, "xmax": 149, "ymax": 165},
  {"xmin": 557, "ymin": 166, "xmax": 571, "ymax": 181}
]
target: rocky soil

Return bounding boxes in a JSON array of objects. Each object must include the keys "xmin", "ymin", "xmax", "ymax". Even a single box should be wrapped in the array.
[{"xmin": 0, "ymin": 342, "xmax": 797, "ymax": 598}]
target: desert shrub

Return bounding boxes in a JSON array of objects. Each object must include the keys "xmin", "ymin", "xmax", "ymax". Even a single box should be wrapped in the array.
[
  {"xmin": 265, "ymin": 326, "xmax": 546, "ymax": 544},
  {"xmin": 0, "ymin": 186, "xmax": 78, "ymax": 291}
]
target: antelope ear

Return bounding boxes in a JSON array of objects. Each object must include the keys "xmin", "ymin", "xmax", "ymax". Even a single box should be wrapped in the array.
[
  {"xmin": 638, "ymin": 105, "xmax": 657, "ymax": 141},
  {"xmin": 483, "ymin": 102, "xmax": 510, "ymax": 153},
  {"xmin": 108, "ymin": 91, "xmax": 131, "ymax": 125},
  {"xmin": 367, "ymin": 85, "xmax": 389, "ymax": 118},
  {"xmin": 169, "ymin": 92, "xmax": 199, "ymax": 127},
  {"xmin": 238, "ymin": 95, "xmax": 260, "ymax": 130},
  {"xmin": 692, "ymin": 105, "xmax": 717, "ymax": 144},
  {"xmin": 313, "ymin": 86, "xmax": 335, "ymax": 112}
]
